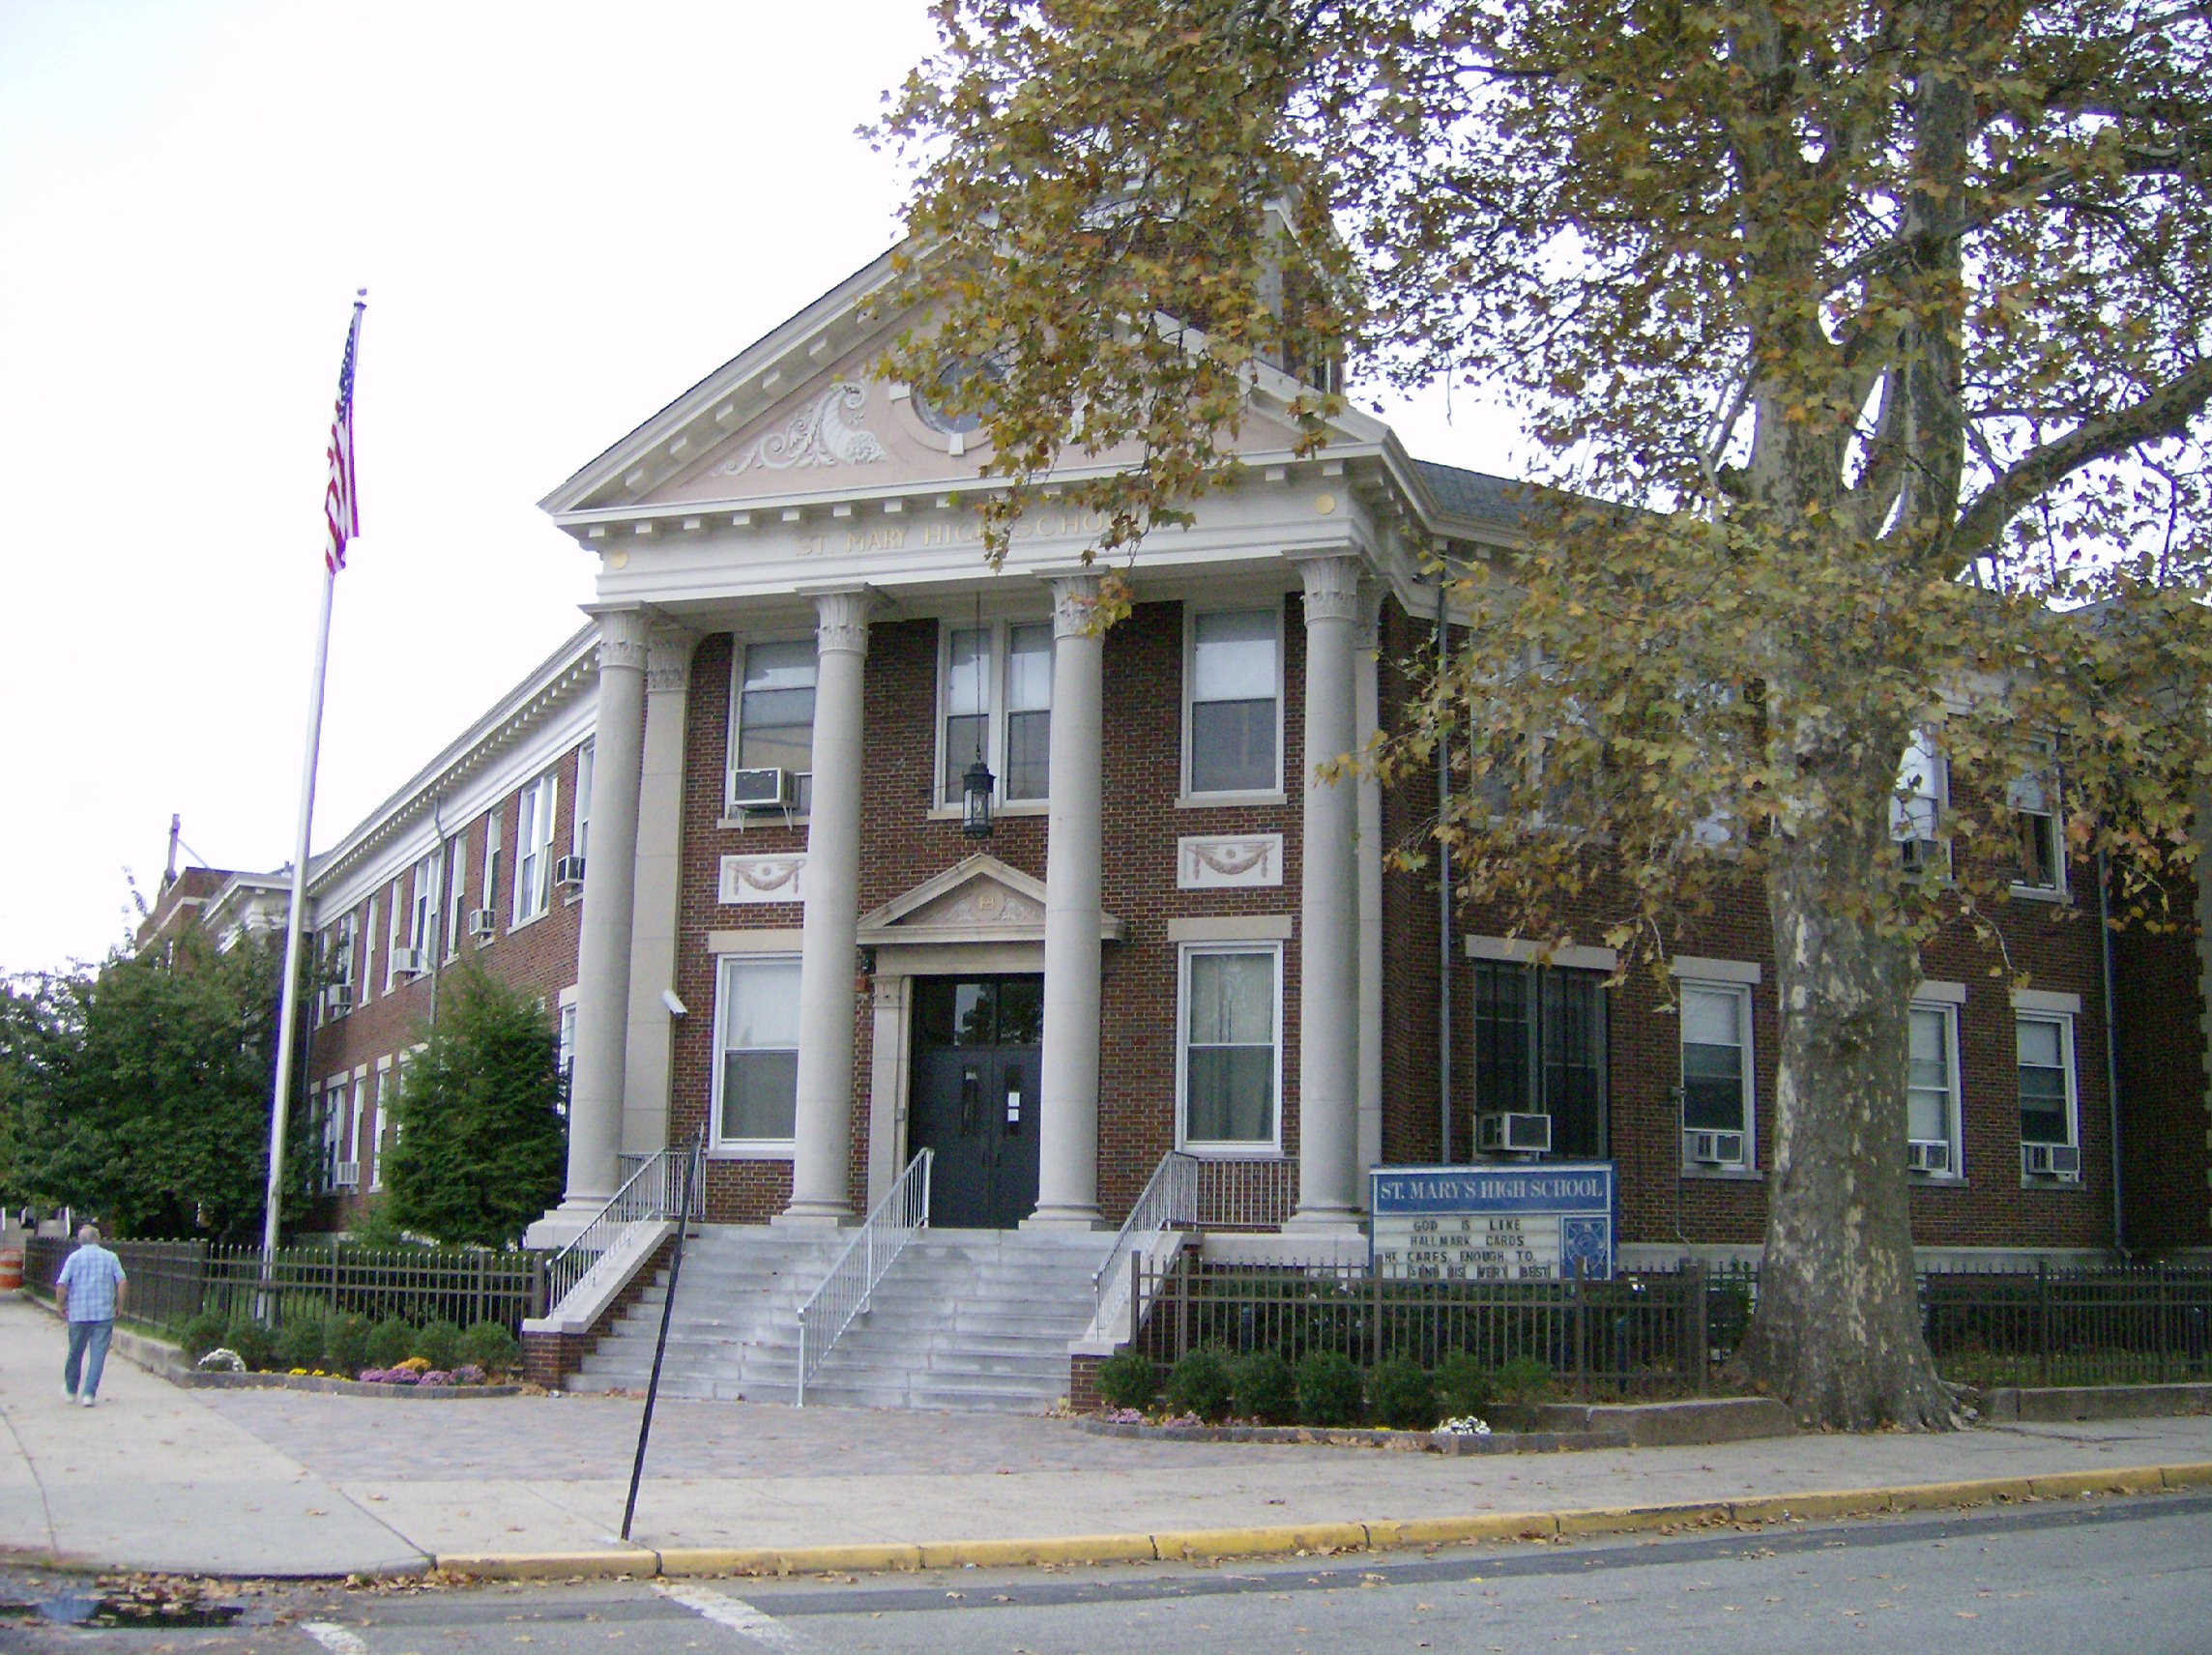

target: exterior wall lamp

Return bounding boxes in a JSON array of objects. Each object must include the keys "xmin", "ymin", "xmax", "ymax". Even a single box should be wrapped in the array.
[{"xmin": 962, "ymin": 756, "xmax": 996, "ymax": 838}]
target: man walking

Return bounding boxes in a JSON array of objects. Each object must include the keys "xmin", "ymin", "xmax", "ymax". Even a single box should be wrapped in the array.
[{"xmin": 56, "ymin": 1223, "xmax": 127, "ymax": 1408}]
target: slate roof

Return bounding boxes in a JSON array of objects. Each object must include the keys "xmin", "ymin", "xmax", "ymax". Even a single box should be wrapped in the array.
[{"xmin": 1412, "ymin": 459, "xmax": 1535, "ymax": 528}]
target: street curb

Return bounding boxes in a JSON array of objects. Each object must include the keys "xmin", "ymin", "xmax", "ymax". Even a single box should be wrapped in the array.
[{"xmin": 428, "ymin": 1460, "xmax": 2212, "ymax": 1582}]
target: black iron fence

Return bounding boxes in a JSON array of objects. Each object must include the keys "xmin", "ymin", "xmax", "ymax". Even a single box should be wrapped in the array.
[
  {"xmin": 1132, "ymin": 1255, "xmax": 2212, "ymax": 1397},
  {"xmin": 23, "ymin": 1236, "xmax": 545, "ymax": 1334}
]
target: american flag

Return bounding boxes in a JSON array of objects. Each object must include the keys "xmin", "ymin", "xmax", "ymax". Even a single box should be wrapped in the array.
[{"xmin": 324, "ymin": 295, "xmax": 364, "ymax": 574}]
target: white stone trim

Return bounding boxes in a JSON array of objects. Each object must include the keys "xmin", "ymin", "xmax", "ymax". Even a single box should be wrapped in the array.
[
  {"xmin": 2011, "ymin": 987, "xmax": 2083, "ymax": 1015},
  {"xmin": 1167, "ymin": 914, "xmax": 1295, "ymax": 943},
  {"xmin": 719, "ymin": 854, "xmax": 806, "ymax": 906},
  {"xmin": 1178, "ymin": 833, "xmax": 1285, "ymax": 889},
  {"xmin": 708, "ymin": 927, "xmax": 806, "ymax": 954},
  {"xmin": 1669, "ymin": 955, "xmax": 1761, "ymax": 985},
  {"xmin": 1914, "ymin": 979, "xmax": 1967, "ymax": 1005},
  {"xmin": 1466, "ymin": 936, "xmax": 1619, "ymax": 973}
]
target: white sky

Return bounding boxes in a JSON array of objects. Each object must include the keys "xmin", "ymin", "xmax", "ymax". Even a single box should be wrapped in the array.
[{"xmin": 0, "ymin": 0, "xmax": 1521, "ymax": 975}]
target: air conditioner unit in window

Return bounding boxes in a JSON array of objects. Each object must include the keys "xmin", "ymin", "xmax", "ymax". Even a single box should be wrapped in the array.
[
  {"xmin": 389, "ymin": 946, "xmax": 426, "ymax": 978},
  {"xmin": 2023, "ymin": 1142, "xmax": 2082, "ymax": 1179},
  {"xmin": 321, "ymin": 985, "xmax": 352, "ymax": 1017},
  {"xmin": 1906, "ymin": 1138, "xmax": 1953, "ymax": 1175},
  {"xmin": 333, "ymin": 1160, "xmax": 360, "ymax": 1189},
  {"xmin": 1477, "ymin": 1112, "xmax": 1553, "ymax": 1155},
  {"xmin": 1684, "ymin": 1129, "xmax": 1746, "ymax": 1167},
  {"xmin": 467, "ymin": 908, "xmax": 496, "ymax": 940},
  {"xmin": 553, "ymin": 854, "xmax": 587, "ymax": 888},
  {"xmin": 729, "ymin": 767, "xmax": 793, "ymax": 809}
]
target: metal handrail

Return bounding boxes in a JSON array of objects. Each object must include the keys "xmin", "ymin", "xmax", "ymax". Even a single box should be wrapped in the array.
[
  {"xmin": 794, "ymin": 1148, "xmax": 933, "ymax": 1406},
  {"xmin": 541, "ymin": 1140, "xmax": 704, "ymax": 1312},
  {"xmin": 1092, "ymin": 1150, "xmax": 1199, "ymax": 1338}
]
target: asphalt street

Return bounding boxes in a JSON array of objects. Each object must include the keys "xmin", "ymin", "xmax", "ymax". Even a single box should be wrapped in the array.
[{"xmin": 7, "ymin": 1488, "xmax": 2212, "ymax": 1655}]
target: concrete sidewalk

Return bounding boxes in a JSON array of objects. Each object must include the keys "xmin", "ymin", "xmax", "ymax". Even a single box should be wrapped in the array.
[{"xmin": 6, "ymin": 1294, "xmax": 2211, "ymax": 1579}]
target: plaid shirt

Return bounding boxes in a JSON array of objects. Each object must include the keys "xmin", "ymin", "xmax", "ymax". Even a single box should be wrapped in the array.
[{"xmin": 56, "ymin": 1243, "xmax": 126, "ymax": 1322}]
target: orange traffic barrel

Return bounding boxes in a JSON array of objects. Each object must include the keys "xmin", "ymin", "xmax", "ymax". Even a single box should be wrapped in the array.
[{"xmin": 0, "ymin": 1248, "xmax": 22, "ymax": 1292}]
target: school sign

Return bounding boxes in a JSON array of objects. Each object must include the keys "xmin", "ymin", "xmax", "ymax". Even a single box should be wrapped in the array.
[{"xmin": 1369, "ymin": 1165, "xmax": 1617, "ymax": 1282}]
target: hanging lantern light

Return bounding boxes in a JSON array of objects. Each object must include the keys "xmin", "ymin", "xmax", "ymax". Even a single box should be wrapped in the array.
[{"xmin": 962, "ymin": 754, "xmax": 996, "ymax": 838}]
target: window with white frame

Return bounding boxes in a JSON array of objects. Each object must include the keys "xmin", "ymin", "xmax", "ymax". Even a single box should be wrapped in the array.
[
  {"xmin": 713, "ymin": 955, "xmax": 801, "ymax": 1146},
  {"xmin": 512, "ymin": 772, "xmax": 558, "ymax": 925},
  {"xmin": 326, "ymin": 1075, "xmax": 356, "ymax": 1185},
  {"xmin": 1178, "ymin": 944, "xmax": 1282, "ymax": 1151},
  {"xmin": 1679, "ymin": 983, "xmax": 1752, "ymax": 1167},
  {"xmin": 2009, "ymin": 766, "xmax": 2065, "ymax": 893},
  {"xmin": 480, "ymin": 806, "xmax": 503, "ymax": 938},
  {"xmin": 446, "ymin": 835, "xmax": 469, "ymax": 959},
  {"xmin": 408, "ymin": 850, "xmax": 438, "ymax": 956},
  {"xmin": 324, "ymin": 914, "xmax": 356, "ymax": 1020},
  {"xmin": 938, "ymin": 621, "xmax": 1054, "ymax": 806},
  {"xmin": 362, "ymin": 896, "xmax": 378, "ymax": 1001},
  {"xmin": 2017, "ymin": 1013, "xmax": 2078, "ymax": 1147},
  {"xmin": 369, "ymin": 1068, "xmax": 391, "ymax": 1190},
  {"xmin": 1891, "ymin": 730, "xmax": 1949, "ymax": 874},
  {"xmin": 1185, "ymin": 608, "xmax": 1282, "ymax": 796},
  {"xmin": 348, "ymin": 1074, "xmax": 367, "ymax": 1179},
  {"xmin": 556, "ymin": 1001, "xmax": 577, "ymax": 1119},
  {"xmin": 1472, "ymin": 961, "xmax": 1608, "ymax": 1159},
  {"xmin": 1906, "ymin": 1002, "xmax": 1963, "ymax": 1175},
  {"xmin": 730, "ymin": 640, "xmax": 817, "ymax": 813},
  {"xmin": 572, "ymin": 742, "xmax": 594, "ymax": 860}
]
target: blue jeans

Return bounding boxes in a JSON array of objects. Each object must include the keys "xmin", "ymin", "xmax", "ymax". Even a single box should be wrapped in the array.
[{"xmin": 65, "ymin": 1320, "xmax": 113, "ymax": 1400}]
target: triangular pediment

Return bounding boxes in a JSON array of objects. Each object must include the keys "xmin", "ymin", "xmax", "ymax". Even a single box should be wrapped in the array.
[{"xmin": 857, "ymin": 855, "xmax": 1125, "ymax": 946}]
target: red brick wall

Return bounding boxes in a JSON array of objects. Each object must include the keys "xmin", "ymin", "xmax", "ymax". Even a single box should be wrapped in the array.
[{"xmin": 2111, "ymin": 860, "xmax": 2210, "ymax": 1255}]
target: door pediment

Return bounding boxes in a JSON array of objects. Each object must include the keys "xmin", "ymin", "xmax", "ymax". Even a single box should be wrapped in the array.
[{"xmin": 858, "ymin": 854, "xmax": 1126, "ymax": 947}]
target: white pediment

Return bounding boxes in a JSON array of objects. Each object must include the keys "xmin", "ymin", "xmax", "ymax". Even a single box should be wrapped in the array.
[{"xmin": 857, "ymin": 854, "xmax": 1126, "ymax": 947}]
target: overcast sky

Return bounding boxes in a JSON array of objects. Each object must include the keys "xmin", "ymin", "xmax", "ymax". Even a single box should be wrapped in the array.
[{"xmin": 0, "ymin": 0, "xmax": 1519, "ymax": 976}]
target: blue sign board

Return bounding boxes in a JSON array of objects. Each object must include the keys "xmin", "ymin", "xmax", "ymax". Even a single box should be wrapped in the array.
[{"xmin": 1369, "ymin": 1163, "xmax": 1616, "ymax": 1282}]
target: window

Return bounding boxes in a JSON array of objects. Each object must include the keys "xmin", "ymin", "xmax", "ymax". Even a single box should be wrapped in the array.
[
  {"xmin": 407, "ymin": 851, "xmax": 439, "ymax": 954},
  {"xmin": 369, "ymin": 1068, "xmax": 391, "ymax": 1190},
  {"xmin": 556, "ymin": 1001, "xmax": 578, "ymax": 1119},
  {"xmin": 1907, "ymin": 1002, "xmax": 1963, "ymax": 1174},
  {"xmin": 731, "ymin": 640, "xmax": 817, "ymax": 813},
  {"xmin": 572, "ymin": 742, "xmax": 595, "ymax": 860},
  {"xmin": 446, "ymin": 836, "xmax": 469, "ymax": 960},
  {"xmin": 2010, "ymin": 767, "xmax": 2065, "ymax": 893},
  {"xmin": 362, "ymin": 896, "xmax": 378, "ymax": 1002},
  {"xmin": 939, "ymin": 622, "xmax": 1055, "ymax": 805},
  {"xmin": 324, "ymin": 914, "xmax": 357, "ymax": 1021},
  {"xmin": 1473, "ymin": 962, "xmax": 1607, "ymax": 1159},
  {"xmin": 512, "ymin": 772, "xmax": 558, "ymax": 925},
  {"xmin": 1178, "ymin": 945, "xmax": 1281, "ymax": 1151},
  {"xmin": 713, "ymin": 955, "xmax": 801, "ymax": 1146},
  {"xmin": 385, "ymin": 880, "xmax": 404, "ymax": 989},
  {"xmin": 1679, "ymin": 983, "xmax": 1752, "ymax": 1166},
  {"xmin": 1891, "ymin": 731, "xmax": 1948, "ymax": 874},
  {"xmin": 2017, "ymin": 1013, "xmax": 2078, "ymax": 1147},
  {"xmin": 480, "ymin": 807, "xmax": 503, "ymax": 938},
  {"xmin": 1186, "ymin": 608, "xmax": 1281, "ymax": 796}
]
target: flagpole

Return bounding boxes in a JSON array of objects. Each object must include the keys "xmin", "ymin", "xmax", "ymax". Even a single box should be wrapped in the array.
[{"xmin": 263, "ymin": 293, "xmax": 365, "ymax": 1274}]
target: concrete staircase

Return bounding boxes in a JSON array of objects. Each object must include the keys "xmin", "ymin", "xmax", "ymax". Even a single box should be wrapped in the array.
[{"xmin": 568, "ymin": 1225, "xmax": 1112, "ymax": 1412}]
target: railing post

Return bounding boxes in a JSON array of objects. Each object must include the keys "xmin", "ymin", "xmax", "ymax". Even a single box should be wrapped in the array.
[{"xmin": 1129, "ymin": 1248, "xmax": 1142, "ymax": 1349}]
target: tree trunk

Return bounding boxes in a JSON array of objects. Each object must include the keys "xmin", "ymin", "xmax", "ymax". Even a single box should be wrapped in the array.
[{"xmin": 1732, "ymin": 829, "xmax": 1959, "ymax": 1430}]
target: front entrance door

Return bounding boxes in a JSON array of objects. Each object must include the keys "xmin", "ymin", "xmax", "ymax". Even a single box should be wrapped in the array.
[{"xmin": 909, "ymin": 975, "xmax": 1043, "ymax": 1229}]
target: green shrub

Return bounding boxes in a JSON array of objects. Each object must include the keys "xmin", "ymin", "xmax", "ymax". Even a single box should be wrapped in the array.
[
  {"xmin": 1368, "ymin": 1356, "xmax": 1439, "ymax": 1431},
  {"xmin": 1231, "ymin": 1349, "xmax": 1298, "ymax": 1425},
  {"xmin": 410, "ymin": 1318, "xmax": 464, "ymax": 1371},
  {"xmin": 365, "ymin": 1316, "xmax": 413, "ymax": 1370},
  {"xmin": 1093, "ymin": 1350, "xmax": 1157, "ymax": 1411},
  {"xmin": 223, "ymin": 1313, "xmax": 273, "ymax": 1372},
  {"xmin": 274, "ymin": 1309, "xmax": 329, "ymax": 1371},
  {"xmin": 1435, "ymin": 1352, "xmax": 1496, "ymax": 1420},
  {"xmin": 1494, "ymin": 1354, "xmax": 1553, "ymax": 1407},
  {"xmin": 324, "ymin": 1312, "xmax": 372, "ymax": 1375},
  {"xmin": 457, "ymin": 1320, "xmax": 522, "ymax": 1377},
  {"xmin": 178, "ymin": 1310, "xmax": 228, "ymax": 1362},
  {"xmin": 1164, "ymin": 1347, "xmax": 1235, "ymax": 1422},
  {"xmin": 1296, "ymin": 1350, "xmax": 1365, "ymax": 1427}
]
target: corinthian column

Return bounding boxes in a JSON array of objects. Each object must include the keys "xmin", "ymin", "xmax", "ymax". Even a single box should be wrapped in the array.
[
  {"xmin": 1291, "ymin": 556, "xmax": 1365, "ymax": 1229},
  {"xmin": 1028, "ymin": 574, "xmax": 1105, "ymax": 1228},
  {"xmin": 781, "ymin": 589, "xmax": 872, "ymax": 1225},
  {"xmin": 543, "ymin": 606, "xmax": 650, "ymax": 1232},
  {"xmin": 622, "ymin": 622, "xmax": 699, "ymax": 1158}
]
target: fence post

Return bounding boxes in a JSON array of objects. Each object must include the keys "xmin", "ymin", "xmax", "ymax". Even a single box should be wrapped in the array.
[
  {"xmin": 2037, "ymin": 1260, "xmax": 2052, "ymax": 1388},
  {"xmin": 1574, "ymin": 1263, "xmax": 1588, "ymax": 1396},
  {"xmin": 1689, "ymin": 1261, "xmax": 1709, "ymax": 1395},
  {"xmin": 1129, "ymin": 1249, "xmax": 1142, "ymax": 1350},
  {"xmin": 1176, "ymin": 1246, "xmax": 1190, "ymax": 1362}
]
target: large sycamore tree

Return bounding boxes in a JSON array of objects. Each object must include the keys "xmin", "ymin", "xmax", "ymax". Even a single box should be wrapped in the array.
[{"xmin": 882, "ymin": 0, "xmax": 2212, "ymax": 1428}]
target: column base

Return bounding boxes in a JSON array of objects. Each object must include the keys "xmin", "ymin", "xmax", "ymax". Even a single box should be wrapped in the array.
[
  {"xmin": 522, "ymin": 1196, "xmax": 617, "ymax": 1252},
  {"xmin": 1283, "ymin": 1206, "xmax": 1368, "ymax": 1238},
  {"xmin": 1022, "ymin": 1206, "xmax": 1106, "ymax": 1231},
  {"xmin": 772, "ymin": 1206, "xmax": 854, "ymax": 1229}
]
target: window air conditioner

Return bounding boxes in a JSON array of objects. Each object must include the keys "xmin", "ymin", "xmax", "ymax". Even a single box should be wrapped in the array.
[
  {"xmin": 553, "ymin": 854, "xmax": 587, "ymax": 888},
  {"xmin": 2023, "ymin": 1142, "xmax": 2082, "ymax": 1179},
  {"xmin": 1684, "ymin": 1129, "xmax": 1746, "ymax": 1167},
  {"xmin": 1906, "ymin": 1138, "xmax": 1952, "ymax": 1175},
  {"xmin": 389, "ymin": 946, "xmax": 426, "ymax": 977},
  {"xmin": 322, "ymin": 985, "xmax": 352, "ymax": 1017},
  {"xmin": 1477, "ymin": 1112, "xmax": 1553, "ymax": 1154},
  {"xmin": 467, "ymin": 908, "xmax": 497, "ymax": 940},
  {"xmin": 334, "ymin": 1160, "xmax": 360, "ymax": 1189},
  {"xmin": 729, "ymin": 767, "xmax": 793, "ymax": 809}
]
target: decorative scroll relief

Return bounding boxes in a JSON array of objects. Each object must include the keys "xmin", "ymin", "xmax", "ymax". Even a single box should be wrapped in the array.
[
  {"xmin": 713, "ymin": 383, "xmax": 888, "ymax": 476},
  {"xmin": 719, "ymin": 855, "xmax": 806, "ymax": 906},
  {"xmin": 905, "ymin": 878, "xmax": 1045, "ymax": 930},
  {"xmin": 1179, "ymin": 834, "xmax": 1284, "ymax": 890}
]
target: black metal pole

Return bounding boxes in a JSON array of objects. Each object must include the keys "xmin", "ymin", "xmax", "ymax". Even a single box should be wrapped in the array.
[{"xmin": 621, "ymin": 1132, "xmax": 701, "ymax": 1543}]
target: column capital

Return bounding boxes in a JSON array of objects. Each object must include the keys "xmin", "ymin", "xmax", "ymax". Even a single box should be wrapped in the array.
[
  {"xmin": 645, "ymin": 623, "xmax": 701, "ymax": 693},
  {"xmin": 813, "ymin": 589, "xmax": 874, "ymax": 656},
  {"xmin": 1295, "ymin": 554, "xmax": 1366, "ymax": 624},
  {"xmin": 593, "ymin": 606, "xmax": 653, "ymax": 673},
  {"xmin": 1049, "ymin": 573, "xmax": 1102, "ymax": 640}
]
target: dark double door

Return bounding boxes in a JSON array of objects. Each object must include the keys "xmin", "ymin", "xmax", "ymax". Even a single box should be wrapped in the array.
[{"xmin": 910, "ymin": 975, "xmax": 1042, "ymax": 1230}]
